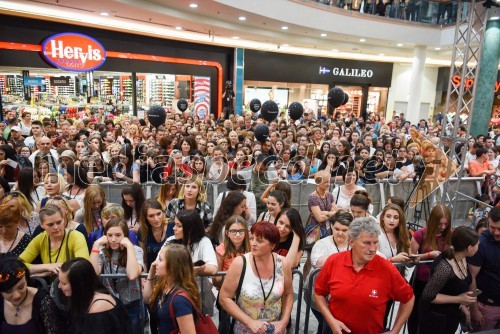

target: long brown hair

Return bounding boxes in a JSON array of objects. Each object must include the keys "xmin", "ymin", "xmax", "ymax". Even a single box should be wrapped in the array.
[
  {"xmin": 379, "ymin": 204, "xmax": 410, "ymax": 254},
  {"xmin": 139, "ymin": 199, "xmax": 166, "ymax": 248},
  {"xmin": 149, "ymin": 244, "xmax": 200, "ymax": 308},
  {"xmin": 82, "ymin": 185, "xmax": 106, "ymax": 234},
  {"xmin": 156, "ymin": 183, "xmax": 178, "ymax": 211},
  {"xmin": 424, "ymin": 204, "xmax": 452, "ymax": 251},
  {"xmin": 223, "ymin": 215, "xmax": 250, "ymax": 259},
  {"xmin": 103, "ymin": 219, "xmax": 129, "ymax": 267}
]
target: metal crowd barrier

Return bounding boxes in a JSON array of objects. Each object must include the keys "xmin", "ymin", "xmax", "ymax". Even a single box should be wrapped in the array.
[
  {"xmin": 98, "ymin": 269, "xmax": 304, "ymax": 334},
  {"xmin": 92, "ymin": 176, "xmax": 484, "ymax": 225},
  {"xmin": 304, "ymin": 260, "xmax": 433, "ymax": 334}
]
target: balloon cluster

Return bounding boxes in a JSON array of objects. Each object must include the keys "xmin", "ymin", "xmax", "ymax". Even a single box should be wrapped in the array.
[{"xmin": 328, "ymin": 87, "xmax": 349, "ymax": 111}]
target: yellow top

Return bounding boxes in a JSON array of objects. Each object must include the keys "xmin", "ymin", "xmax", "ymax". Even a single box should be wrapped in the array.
[{"xmin": 19, "ymin": 229, "xmax": 89, "ymax": 267}]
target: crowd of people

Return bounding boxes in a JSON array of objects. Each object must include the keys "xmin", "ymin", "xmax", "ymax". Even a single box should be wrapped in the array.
[{"xmin": 0, "ymin": 106, "xmax": 499, "ymax": 334}]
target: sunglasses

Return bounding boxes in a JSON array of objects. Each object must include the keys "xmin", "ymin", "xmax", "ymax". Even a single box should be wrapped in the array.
[{"xmin": 0, "ymin": 268, "xmax": 25, "ymax": 282}]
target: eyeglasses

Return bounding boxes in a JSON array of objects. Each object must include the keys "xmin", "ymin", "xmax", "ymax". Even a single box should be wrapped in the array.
[
  {"xmin": 0, "ymin": 268, "xmax": 25, "ymax": 282},
  {"xmin": 228, "ymin": 229, "xmax": 246, "ymax": 236},
  {"xmin": 7, "ymin": 192, "xmax": 23, "ymax": 198},
  {"xmin": 171, "ymin": 150, "xmax": 181, "ymax": 154}
]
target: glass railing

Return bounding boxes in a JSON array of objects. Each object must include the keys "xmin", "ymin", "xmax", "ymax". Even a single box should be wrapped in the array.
[{"xmin": 312, "ymin": 0, "xmax": 459, "ymax": 26}]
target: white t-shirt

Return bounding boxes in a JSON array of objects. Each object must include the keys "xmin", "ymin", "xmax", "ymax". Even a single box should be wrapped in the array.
[
  {"xmin": 311, "ymin": 236, "xmax": 348, "ymax": 267},
  {"xmin": 378, "ymin": 231, "xmax": 398, "ymax": 260},
  {"xmin": 331, "ymin": 185, "xmax": 374, "ymax": 214}
]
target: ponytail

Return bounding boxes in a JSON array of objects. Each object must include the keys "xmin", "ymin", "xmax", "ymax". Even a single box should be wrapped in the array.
[{"xmin": 441, "ymin": 226, "xmax": 479, "ymax": 260}]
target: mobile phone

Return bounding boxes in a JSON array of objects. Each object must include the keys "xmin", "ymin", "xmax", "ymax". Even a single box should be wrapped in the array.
[
  {"xmin": 193, "ymin": 260, "xmax": 206, "ymax": 267},
  {"xmin": 472, "ymin": 289, "xmax": 482, "ymax": 297},
  {"xmin": 409, "ymin": 254, "xmax": 419, "ymax": 259}
]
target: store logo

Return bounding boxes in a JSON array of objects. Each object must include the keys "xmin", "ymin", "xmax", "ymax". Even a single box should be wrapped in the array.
[
  {"xmin": 319, "ymin": 66, "xmax": 331, "ymax": 75},
  {"xmin": 41, "ymin": 33, "xmax": 106, "ymax": 72},
  {"xmin": 332, "ymin": 67, "xmax": 373, "ymax": 78}
]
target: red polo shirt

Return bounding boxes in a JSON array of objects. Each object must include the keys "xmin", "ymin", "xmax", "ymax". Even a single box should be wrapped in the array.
[{"xmin": 314, "ymin": 250, "xmax": 414, "ymax": 334}]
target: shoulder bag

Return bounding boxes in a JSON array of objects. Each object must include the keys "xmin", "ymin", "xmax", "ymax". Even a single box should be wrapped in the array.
[{"xmin": 168, "ymin": 289, "xmax": 218, "ymax": 334}]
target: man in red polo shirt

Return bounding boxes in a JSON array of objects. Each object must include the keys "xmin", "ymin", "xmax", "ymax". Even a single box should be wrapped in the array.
[{"xmin": 314, "ymin": 217, "xmax": 414, "ymax": 334}]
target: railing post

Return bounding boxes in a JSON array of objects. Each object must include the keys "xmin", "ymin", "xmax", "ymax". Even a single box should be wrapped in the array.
[{"xmin": 292, "ymin": 270, "xmax": 304, "ymax": 334}]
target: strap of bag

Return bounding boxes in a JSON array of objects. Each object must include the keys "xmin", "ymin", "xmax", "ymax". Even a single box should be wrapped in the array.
[
  {"xmin": 168, "ymin": 288, "xmax": 203, "ymax": 331},
  {"xmin": 335, "ymin": 186, "xmax": 341, "ymax": 204},
  {"xmin": 229, "ymin": 255, "xmax": 247, "ymax": 333},
  {"xmin": 65, "ymin": 230, "xmax": 72, "ymax": 261}
]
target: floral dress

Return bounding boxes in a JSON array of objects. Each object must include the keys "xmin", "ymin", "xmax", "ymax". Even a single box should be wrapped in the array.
[{"xmin": 234, "ymin": 253, "xmax": 284, "ymax": 334}]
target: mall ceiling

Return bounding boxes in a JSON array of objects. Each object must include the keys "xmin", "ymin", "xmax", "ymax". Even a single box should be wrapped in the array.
[{"xmin": 2, "ymin": 0, "xmax": 462, "ymax": 64}]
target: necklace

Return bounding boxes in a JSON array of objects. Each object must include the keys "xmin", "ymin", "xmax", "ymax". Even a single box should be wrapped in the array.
[
  {"xmin": 453, "ymin": 257, "xmax": 467, "ymax": 279},
  {"xmin": 13, "ymin": 290, "xmax": 29, "ymax": 317},
  {"xmin": 0, "ymin": 230, "xmax": 19, "ymax": 253},
  {"xmin": 252, "ymin": 254, "xmax": 276, "ymax": 311}
]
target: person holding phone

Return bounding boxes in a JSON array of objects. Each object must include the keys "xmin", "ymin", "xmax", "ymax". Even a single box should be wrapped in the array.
[
  {"xmin": 418, "ymin": 226, "xmax": 480, "ymax": 334},
  {"xmin": 89, "ymin": 219, "xmax": 144, "ymax": 334}
]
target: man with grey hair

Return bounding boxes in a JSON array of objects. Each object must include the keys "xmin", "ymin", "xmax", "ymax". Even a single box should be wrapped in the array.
[{"xmin": 314, "ymin": 217, "xmax": 415, "ymax": 334}]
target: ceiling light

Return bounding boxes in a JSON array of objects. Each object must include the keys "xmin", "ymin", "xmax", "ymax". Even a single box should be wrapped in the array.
[
  {"xmin": 379, "ymin": 53, "xmax": 384, "ymax": 56},
  {"xmin": 281, "ymin": 26, "xmax": 288, "ymax": 30},
  {"xmin": 490, "ymin": 16, "xmax": 499, "ymax": 20},
  {"xmin": 175, "ymin": 26, "xmax": 182, "ymax": 30},
  {"xmin": 359, "ymin": 38, "xmax": 366, "ymax": 42},
  {"xmin": 332, "ymin": 49, "xmax": 339, "ymax": 52},
  {"xmin": 282, "ymin": 44, "xmax": 289, "ymax": 47},
  {"xmin": 320, "ymin": 33, "xmax": 327, "ymax": 37},
  {"xmin": 100, "ymin": 12, "xmax": 109, "ymax": 16},
  {"xmin": 238, "ymin": 16, "xmax": 246, "ymax": 21},
  {"xmin": 189, "ymin": 3, "xmax": 198, "ymax": 8},
  {"xmin": 397, "ymin": 43, "xmax": 403, "ymax": 47},
  {"xmin": 232, "ymin": 36, "xmax": 240, "ymax": 39},
  {"xmin": 435, "ymin": 47, "xmax": 441, "ymax": 50}
]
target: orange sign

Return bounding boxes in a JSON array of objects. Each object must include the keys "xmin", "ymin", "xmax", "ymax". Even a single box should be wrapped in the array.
[
  {"xmin": 42, "ymin": 33, "xmax": 106, "ymax": 72},
  {"xmin": 452, "ymin": 75, "xmax": 500, "ymax": 93}
]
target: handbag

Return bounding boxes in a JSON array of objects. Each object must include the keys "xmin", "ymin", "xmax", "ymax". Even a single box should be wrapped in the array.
[
  {"xmin": 168, "ymin": 288, "xmax": 218, "ymax": 334},
  {"xmin": 227, "ymin": 255, "xmax": 247, "ymax": 334}
]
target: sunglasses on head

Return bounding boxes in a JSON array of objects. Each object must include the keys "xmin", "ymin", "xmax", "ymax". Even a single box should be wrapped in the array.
[{"xmin": 0, "ymin": 268, "xmax": 25, "ymax": 282}]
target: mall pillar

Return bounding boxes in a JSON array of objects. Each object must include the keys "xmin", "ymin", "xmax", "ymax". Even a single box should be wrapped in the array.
[
  {"xmin": 406, "ymin": 46, "xmax": 426, "ymax": 125},
  {"xmin": 471, "ymin": 15, "xmax": 500, "ymax": 137},
  {"xmin": 234, "ymin": 48, "xmax": 244, "ymax": 116}
]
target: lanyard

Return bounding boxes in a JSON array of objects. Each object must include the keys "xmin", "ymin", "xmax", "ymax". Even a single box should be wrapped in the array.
[
  {"xmin": 382, "ymin": 228, "xmax": 395, "ymax": 258},
  {"xmin": 253, "ymin": 254, "xmax": 276, "ymax": 308},
  {"xmin": 333, "ymin": 237, "xmax": 349, "ymax": 253},
  {"xmin": 108, "ymin": 256, "xmax": 121, "ymax": 292},
  {"xmin": 48, "ymin": 230, "xmax": 66, "ymax": 264}
]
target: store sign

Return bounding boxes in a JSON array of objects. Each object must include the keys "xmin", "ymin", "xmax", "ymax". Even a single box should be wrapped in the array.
[
  {"xmin": 41, "ymin": 33, "xmax": 106, "ymax": 72},
  {"xmin": 452, "ymin": 75, "xmax": 500, "ymax": 93},
  {"xmin": 194, "ymin": 76, "xmax": 211, "ymax": 120},
  {"xmin": 50, "ymin": 76, "xmax": 71, "ymax": 86},
  {"xmin": 320, "ymin": 66, "xmax": 374, "ymax": 78},
  {"xmin": 23, "ymin": 77, "xmax": 43, "ymax": 86}
]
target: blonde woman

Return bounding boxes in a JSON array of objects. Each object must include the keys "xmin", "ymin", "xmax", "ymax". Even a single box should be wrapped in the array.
[
  {"xmin": 165, "ymin": 177, "xmax": 213, "ymax": 238},
  {"xmin": 36, "ymin": 173, "xmax": 80, "ymax": 213},
  {"xmin": 76, "ymin": 185, "xmax": 107, "ymax": 235},
  {"xmin": 3, "ymin": 191, "xmax": 40, "ymax": 237}
]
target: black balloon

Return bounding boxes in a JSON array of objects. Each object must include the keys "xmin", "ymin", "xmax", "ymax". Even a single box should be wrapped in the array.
[
  {"xmin": 260, "ymin": 100, "xmax": 279, "ymax": 122},
  {"xmin": 254, "ymin": 124, "xmax": 270, "ymax": 142},
  {"xmin": 148, "ymin": 105, "xmax": 166, "ymax": 128},
  {"xmin": 288, "ymin": 102, "xmax": 304, "ymax": 120},
  {"xmin": 249, "ymin": 98, "xmax": 262, "ymax": 113},
  {"xmin": 328, "ymin": 87, "xmax": 345, "ymax": 109},
  {"xmin": 343, "ymin": 92, "xmax": 349, "ymax": 105},
  {"xmin": 177, "ymin": 99, "xmax": 188, "ymax": 112}
]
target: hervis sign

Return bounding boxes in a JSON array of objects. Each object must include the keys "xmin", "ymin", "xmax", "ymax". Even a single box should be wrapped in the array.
[{"xmin": 41, "ymin": 33, "xmax": 106, "ymax": 72}]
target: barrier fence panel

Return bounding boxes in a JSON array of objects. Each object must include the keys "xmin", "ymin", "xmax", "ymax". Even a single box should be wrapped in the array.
[{"xmin": 95, "ymin": 177, "xmax": 483, "ymax": 228}]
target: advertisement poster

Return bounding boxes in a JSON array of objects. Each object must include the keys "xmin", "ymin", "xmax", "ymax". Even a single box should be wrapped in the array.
[{"xmin": 194, "ymin": 76, "xmax": 210, "ymax": 120}]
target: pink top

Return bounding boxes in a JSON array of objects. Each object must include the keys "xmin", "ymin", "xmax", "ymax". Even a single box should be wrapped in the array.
[{"xmin": 216, "ymin": 243, "xmax": 242, "ymax": 271}]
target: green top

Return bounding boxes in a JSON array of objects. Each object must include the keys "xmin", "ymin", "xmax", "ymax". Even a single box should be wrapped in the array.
[{"xmin": 19, "ymin": 229, "xmax": 89, "ymax": 267}]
